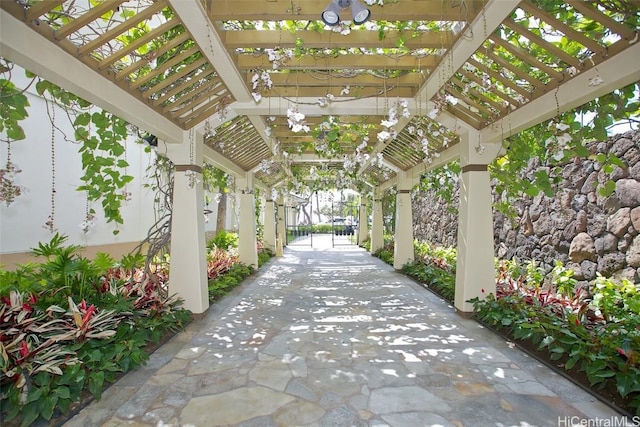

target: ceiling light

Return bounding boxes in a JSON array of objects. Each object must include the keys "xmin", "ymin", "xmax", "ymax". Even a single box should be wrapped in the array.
[
  {"xmin": 321, "ymin": 1, "xmax": 341, "ymax": 26},
  {"xmin": 321, "ymin": 0, "xmax": 371, "ymax": 26},
  {"xmin": 351, "ymin": 0, "xmax": 371, "ymax": 25}
]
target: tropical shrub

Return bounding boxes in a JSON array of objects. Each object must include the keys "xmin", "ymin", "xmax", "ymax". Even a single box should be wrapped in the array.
[
  {"xmin": 402, "ymin": 241, "xmax": 457, "ymax": 301},
  {"xmin": 471, "ymin": 260, "xmax": 640, "ymax": 415},
  {"xmin": 0, "ymin": 234, "xmax": 191, "ymax": 426},
  {"xmin": 372, "ymin": 235, "xmax": 395, "ymax": 265},
  {"xmin": 257, "ymin": 244, "xmax": 274, "ymax": 267},
  {"xmin": 207, "ymin": 230, "xmax": 238, "ymax": 250},
  {"xmin": 208, "ymin": 263, "xmax": 254, "ymax": 301}
]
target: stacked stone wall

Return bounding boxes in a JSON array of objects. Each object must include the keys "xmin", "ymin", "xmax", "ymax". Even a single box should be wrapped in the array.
[{"xmin": 413, "ymin": 130, "xmax": 640, "ymax": 283}]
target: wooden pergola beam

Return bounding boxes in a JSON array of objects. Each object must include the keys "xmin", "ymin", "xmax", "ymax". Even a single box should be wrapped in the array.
[
  {"xmin": 236, "ymin": 54, "xmax": 437, "ymax": 71},
  {"xmin": 225, "ymin": 29, "xmax": 454, "ymax": 50},
  {"xmin": 207, "ymin": 0, "xmax": 484, "ymax": 21}
]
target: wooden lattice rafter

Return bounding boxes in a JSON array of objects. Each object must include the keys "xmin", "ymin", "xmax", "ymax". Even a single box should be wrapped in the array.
[
  {"xmin": 1, "ymin": 0, "xmax": 638, "ymax": 189},
  {"xmin": 440, "ymin": 0, "xmax": 640, "ymax": 129},
  {"xmin": 1, "ymin": 0, "xmax": 234, "ymax": 130}
]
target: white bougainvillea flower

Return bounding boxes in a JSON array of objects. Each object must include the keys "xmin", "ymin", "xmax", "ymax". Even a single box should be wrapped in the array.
[
  {"xmin": 445, "ymin": 94, "xmax": 459, "ymax": 105},
  {"xmin": 381, "ymin": 118, "xmax": 398, "ymax": 128},
  {"xmin": 555, "ymin": 122, "xmax": 570, "ymax": 131},
  {"xmin": 557, "ymin": 133, "xmax": 572, "ymax": 147},
  {"xmin": 377, "ymin": 130, "xmax": 391, "ymax": 142}
]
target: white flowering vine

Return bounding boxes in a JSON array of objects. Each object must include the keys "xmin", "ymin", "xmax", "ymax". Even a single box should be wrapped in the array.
[
  {"xmin": 287, "ymin": 105, "xmax": 310, "ymax": 133},
  {"xmin": 251, "ymin": 71, "xmax": 273, "ymax": 104},
  {"xmin": 0, "ymin": 161, "xmax": 25, "ymax": 207},
  {"xmin": 378, "ymin": 99, "xmax": 409, "ymax": 143},
  {"xmin": 185, "ymin": 170, "xmax": 201, "ymax": 189},
  {"xmin": 79, "ymin": 212, "xmax": 97, "ymax": 234}
]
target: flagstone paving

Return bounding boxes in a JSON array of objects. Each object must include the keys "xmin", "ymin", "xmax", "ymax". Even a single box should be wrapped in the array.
[{"xmin": 65, "ymin": 239, "xmax": 628, "ymax": 427}]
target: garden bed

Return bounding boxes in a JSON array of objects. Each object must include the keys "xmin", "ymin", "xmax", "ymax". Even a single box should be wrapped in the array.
[
  {"xmin": 375, "ymin": 243, "xmax": 639, "ymax": 417},
  {"xmin": 480, "ymin": 319, "xmax": 635, "ymax": 418}
]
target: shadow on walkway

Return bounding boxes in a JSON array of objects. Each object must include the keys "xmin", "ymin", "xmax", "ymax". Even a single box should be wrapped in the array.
[{"xmin": 66, "ymin": 244, "xmax": 622, "ymax": 427}]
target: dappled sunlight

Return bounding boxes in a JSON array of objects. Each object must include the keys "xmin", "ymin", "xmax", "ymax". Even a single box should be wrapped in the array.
[{"xmin": 164, "ymin": 245, "xmax": 604, "ymax": 427}]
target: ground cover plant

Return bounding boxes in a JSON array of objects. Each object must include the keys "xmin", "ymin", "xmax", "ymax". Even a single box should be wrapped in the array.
[
  {"xmin": 403, "ymin": 241, "xmax": 457, "ymax": 302},
  {"xmin": 0, "ymin": 234, "xmax": 191, "ymax": 426},
  {"xmin": 471, "ymin": 260, "xmax": 640, "ymax": 416},
  {"xmin": 205, "ymin": 232, "xmax": 273, "ymax": 301},
  {"xmin": 0, "ymin": 233, "xmax": 273, "ymax": 425}
]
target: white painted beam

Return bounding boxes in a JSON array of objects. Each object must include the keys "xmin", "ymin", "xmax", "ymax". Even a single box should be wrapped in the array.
[
  {"xmin": 168, "ymin": 0, "xmax": 251, "ymax": 102},
  {"xmin": 482, "ymin": 42, "xmax": 640, "ymax": 144},
  {"xmin": 202, "ymin": 144, "xmax": 247, "ymax": 177},
  {"xmin": 379, "ymin": 176, "xmax": 398, "ymax": 192},
  {"xmin": 414, "ymin": 0, "xmax": 521, "ymax": 111},
  {"xmin": 407, "ymin": 143, "xmax": 462, "ymax": 178},
  {"xmin": 0, "ymin": 9, "xmax": 183, "ymax": 143}
]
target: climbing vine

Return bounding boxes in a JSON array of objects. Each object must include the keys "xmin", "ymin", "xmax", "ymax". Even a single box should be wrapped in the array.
[
  {"xmin": 0, "ymin": 62, "xmax": 136, "ymax": 233},
  {"xmin": 33, "ymin": 77, "xmax": 134, "ymax": 232}
]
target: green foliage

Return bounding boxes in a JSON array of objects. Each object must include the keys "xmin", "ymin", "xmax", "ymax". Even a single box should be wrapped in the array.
[
  {"xmin": 257, "ymin": 245, "xmax": 274, "ymax": 267},
  {"xmin": 202, "ymin": 163, "xmax": 228, "ymax": 193},
  {"xmin": 8, "ymin": 75, "xmax": 136, "ymax": 232},
  {"xmin": 207, "ymin": 230, "xmax": 239, "ymax": 250},
  {"xmin": 208, "ymin": 263, "xmax": 254, "ymax": 301},
  {"xmin": 417, "ymin": 163, "xmax": 461, "ymax": 214},
  {"xmin": 472, "ymin": 259, "xmax": 640, "ymax": 415},
  {"xmin": 403, "ymin": 241, "xmax": 457, "ymax": 301},
  {"xmin": 254, "ymin": 188, "xmax": 264, "ymax": 239},
  {"xmin": 492, "ymin": 83, "xmax": 639, "ymax": 217},
  {"xmin": 0, "ymin": 72, "xmax": 30, "ymax": 141},
  {"xmin": 0, "ymin": 235, "xmax": 191, "ymax": 425},
  {"xmin": 373, "ymin": 237, "xmax": 395, "ymax": 265}
]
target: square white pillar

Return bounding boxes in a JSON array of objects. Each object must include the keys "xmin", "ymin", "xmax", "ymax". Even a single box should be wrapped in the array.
[
  {"xmin": 370, "ymin": 189, "xmax": 384, "ymax": 254},
  {"xmin": 393, "ymin": 171, "xmax": 416, "ymax": 270},
  {"xmin": 263, "ymin": 195, "xmax": 277, "ymax": 252},
  {"xmin": 454, "ymin": 130, "xmax": 500, "ymax": 313},
  {"xmin": 237, "ymin": 173, "xmax": 258, "ymax": 268},
  {"xmin": 165, "ymin": 132, "xmax": 209, "ymax": 314},
  {"xmin": 358, "ymin": 198, "xmax": 369, "ymax": 246}
]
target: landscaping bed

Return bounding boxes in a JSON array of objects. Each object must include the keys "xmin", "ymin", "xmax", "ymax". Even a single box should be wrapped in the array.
[
  {"xmin": 374, "ymin": 241, "xmax": 640, "ymax": 417},
  {"xmin": 1, "ymin": 233, "xmax": 273, "ymax": 426}
]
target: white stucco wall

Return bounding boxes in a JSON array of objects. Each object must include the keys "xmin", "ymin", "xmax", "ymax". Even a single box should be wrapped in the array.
[{"xmin": 0, "ymin": 69, "xmax": 156, "ymax": 254}]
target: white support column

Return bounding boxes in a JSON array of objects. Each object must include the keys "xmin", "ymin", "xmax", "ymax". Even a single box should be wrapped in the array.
[
  {"xmin": 237, "ymin": 173, "xmax": 258, "ymax": 269},
  {"xmin": 165, "ymin": 132, "xmax": 208, "ymax": 314},
  {"xmin": 263, "ymin": 193, "xmax": 277, "ymax": 252},
  {"xmin": 276, "ymin": 194, "xmax": 286, "ymax": 254},
  {"xmin": 370, "ymin": 189, "xmax": 384, "ymax": 254},
  {"xmin": 455, "ymin": 130, "xmax": 501, "ymax": 313},
  {"xmin": 393, "ymin": 171, "xmax": 417, "ymax": 270},
  {"xmin": 358, "ymin": 197, "xmax": 369, "ymax": 246}
]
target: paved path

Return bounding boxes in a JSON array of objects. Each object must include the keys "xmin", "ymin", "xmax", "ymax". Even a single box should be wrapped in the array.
[{"xmin": 66, "ymin": 243, "xmax": 624, "ymax": 427}]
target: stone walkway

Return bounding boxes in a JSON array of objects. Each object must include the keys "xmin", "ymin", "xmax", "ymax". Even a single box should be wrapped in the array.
[{"xmin": 66, "ymin": 241, "xmax": 626, "ymax": 427}]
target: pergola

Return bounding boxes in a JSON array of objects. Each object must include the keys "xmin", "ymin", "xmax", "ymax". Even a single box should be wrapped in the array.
[{"xmin": 1, "ymin": 0, "xmax": 638, "ymax": 314}]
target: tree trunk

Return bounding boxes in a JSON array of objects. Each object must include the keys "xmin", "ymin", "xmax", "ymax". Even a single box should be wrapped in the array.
[
  {"xmin": 216, "ymin": 189, "xmax": 227, "ymax": 234},
  {"xmin": 315, "ymin": 192, "xmax": 322, "ymax": 223},
  {"xmin": 301, "ymin": 203, "xmax": 312, "ymax": 224}
]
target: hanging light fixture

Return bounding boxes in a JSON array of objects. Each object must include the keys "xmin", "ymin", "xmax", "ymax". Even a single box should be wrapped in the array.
[
  {"xmin": 351, "ymin": 0, "xmax": 371, "ymax": 24},
  {"xmin": 321, "ymin": 0, "xmax": 371, "ymax": 26}
]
